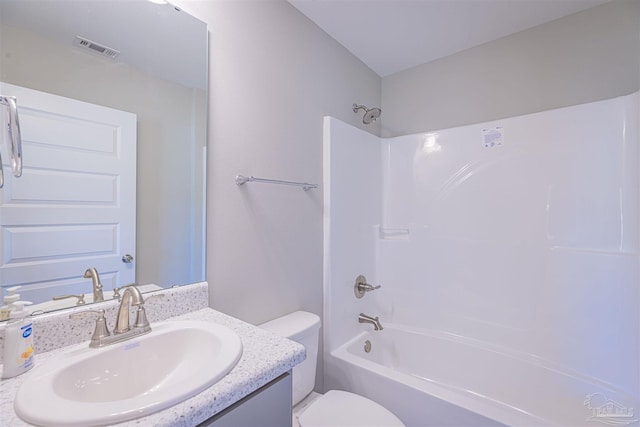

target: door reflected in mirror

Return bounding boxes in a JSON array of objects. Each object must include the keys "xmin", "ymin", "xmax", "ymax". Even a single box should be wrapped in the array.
[{"xmin": 0, "ymin": 0, "xmax": 207, "ymax": 316}]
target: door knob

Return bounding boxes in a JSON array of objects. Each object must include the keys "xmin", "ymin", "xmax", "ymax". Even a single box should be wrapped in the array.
[{"xmin": 122, "ymin": 254, "xmax": 134, "ymax": 263}]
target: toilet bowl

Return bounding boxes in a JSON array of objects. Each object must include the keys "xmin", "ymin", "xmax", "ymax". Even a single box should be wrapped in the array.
[{"xmin": 260, "ymin": 311, "xmax": 405, "ymax": 427}]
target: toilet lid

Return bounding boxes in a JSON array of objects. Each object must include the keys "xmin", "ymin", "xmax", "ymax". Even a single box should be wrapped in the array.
[{"xmin": 298, "ymin": 390, "xmax": 405, "ymax": 427}]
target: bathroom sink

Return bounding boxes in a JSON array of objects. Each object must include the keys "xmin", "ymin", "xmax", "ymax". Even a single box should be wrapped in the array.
[{"xmin": 14, "ymin": 320, "xmax": 243, "ymax": 426}]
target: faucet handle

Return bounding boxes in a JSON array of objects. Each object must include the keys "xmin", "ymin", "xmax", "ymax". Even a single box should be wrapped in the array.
[
  {"xmin": 132, "ymin": 293, "xmax": 164, "ymax": 330},
  {"xmin": 69, "ymin": 309, "xmax": 110, "ymax": 347},
  {"xmin": 354, "ymin": 275, "xmax": 382, "ymax": 298},
  {"xmin": 53, "ymin": 294, "xmax": 86, "ymax": 305},
  {"xmin": 133, "ymin": 305, "xmax": 151, "ymax": 331},
  {"xmin": 135, "ymin": 293, "xmax": 163, "ymax": 330}
]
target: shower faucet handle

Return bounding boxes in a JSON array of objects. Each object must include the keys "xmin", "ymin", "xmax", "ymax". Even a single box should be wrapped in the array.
[{"xmin": 354, "ymin": 275, "xmax": 381, "ymax": 298}]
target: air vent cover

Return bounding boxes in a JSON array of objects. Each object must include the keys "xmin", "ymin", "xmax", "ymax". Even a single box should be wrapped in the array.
[{"xmin": 73, "ymin": 36, "xmax": 120, "ymax": 59}]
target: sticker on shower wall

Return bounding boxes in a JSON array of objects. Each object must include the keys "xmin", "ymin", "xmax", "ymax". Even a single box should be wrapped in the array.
[{"xmin": 482, "ymin": 126, "xmax": 503, "ymax": 149}]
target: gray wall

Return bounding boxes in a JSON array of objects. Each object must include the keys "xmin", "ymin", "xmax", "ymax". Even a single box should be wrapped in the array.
[
  {"xmin": 174, "ymin": 0, "xmax": 381, "ymax": 391},
  {"xmin": 176, "ymin": 0, "xmax": 380, "ymax": 321},
  {"xmin": 381, "ymin": 0, "xmax": 640, "ymax": 137}
]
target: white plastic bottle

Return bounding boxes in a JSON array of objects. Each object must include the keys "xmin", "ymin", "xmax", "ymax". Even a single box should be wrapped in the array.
[
  {"xmin": 0, "ymin": 286, "xmax": 22, "ymax": 321},
  {"xmin": 2, "ymin": 300, "xmax": 35, "ymax": 379}
]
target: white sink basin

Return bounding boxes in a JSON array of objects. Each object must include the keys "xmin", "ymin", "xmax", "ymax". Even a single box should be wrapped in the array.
[{"xmin": 14, "ymin": 320, "xmax": 243, "ymax": 426}]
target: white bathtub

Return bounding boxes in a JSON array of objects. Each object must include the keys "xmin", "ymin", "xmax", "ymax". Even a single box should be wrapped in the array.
[{"xmin": 325, "ymin": 325, "xmax": 638, "ymax": 427}]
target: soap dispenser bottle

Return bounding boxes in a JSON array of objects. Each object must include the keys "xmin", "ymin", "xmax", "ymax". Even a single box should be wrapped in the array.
[
  {"xmin": 0, "ymin": 286, "xmax": 21, "ymax": 321},
  {"xmin": 2, "ymin": 300, "xmax": 35, "ymax": 379}
]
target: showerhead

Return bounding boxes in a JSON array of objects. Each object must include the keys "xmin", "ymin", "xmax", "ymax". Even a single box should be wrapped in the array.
[
  {"xmin": 363, "ymin": 107, "xmax": 381, "ymax": 124},
  {"xmin": 353, "ymin": 104, "xmax": 382, "ymax": 124}
]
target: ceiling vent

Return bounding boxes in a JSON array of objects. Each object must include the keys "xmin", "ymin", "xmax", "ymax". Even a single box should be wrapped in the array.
[{"xmin": 73, "ymin": 36, "xmax": 120, "ymax": 60}]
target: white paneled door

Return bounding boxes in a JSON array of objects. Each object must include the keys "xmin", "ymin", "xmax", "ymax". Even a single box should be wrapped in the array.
[{"xmin": 0, "ymin": 82, "xmax": 136, "ymax": 303}]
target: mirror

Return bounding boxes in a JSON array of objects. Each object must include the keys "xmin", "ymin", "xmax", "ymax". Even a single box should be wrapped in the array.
[{"xmin": 0, "ymin": 0, "xmax": 207, "ymax": 316}]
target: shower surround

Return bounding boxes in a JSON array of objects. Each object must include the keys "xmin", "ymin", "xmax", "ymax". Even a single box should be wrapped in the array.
[{"xmin": 323, "ymin": 92, "xmax": 639, "ymax": 426}]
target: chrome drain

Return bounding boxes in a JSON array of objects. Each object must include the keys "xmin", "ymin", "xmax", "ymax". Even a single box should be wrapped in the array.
[{"xmin": 364, "ymin": 340, "xmax": 372, "ymax": 353}]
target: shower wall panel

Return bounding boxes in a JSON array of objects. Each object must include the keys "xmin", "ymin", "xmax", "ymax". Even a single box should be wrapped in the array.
[
  {"xmin": 377, "ymin": 92, "xmax": 639, "ymax": 393},
  {"xmin": 323, "ymin": 117, "xmax": 382, "ymax": 350}
]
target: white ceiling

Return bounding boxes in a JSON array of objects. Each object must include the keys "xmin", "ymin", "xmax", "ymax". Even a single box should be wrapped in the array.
[{"xmin": 289, "ymin": 0, "xmax": 612, "ymax": 77}]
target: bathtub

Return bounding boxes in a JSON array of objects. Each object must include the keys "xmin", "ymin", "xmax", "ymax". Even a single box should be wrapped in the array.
[{"xmin": 324, "ymin": 325, "xmax": 638, "ymax": 427}]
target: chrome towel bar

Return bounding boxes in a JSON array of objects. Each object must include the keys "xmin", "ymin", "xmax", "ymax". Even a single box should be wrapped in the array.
[{"xmin": 235, "ymin": 174, "xmax": 317, "ymax": 191}]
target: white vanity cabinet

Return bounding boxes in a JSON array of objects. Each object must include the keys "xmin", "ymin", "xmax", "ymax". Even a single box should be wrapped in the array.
[{"xmin": 198, "ymin": 373, "xmax": 292, "ymax": 427}]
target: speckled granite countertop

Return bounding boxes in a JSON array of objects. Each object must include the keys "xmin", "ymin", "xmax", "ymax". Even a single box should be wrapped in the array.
[{"xmin": 0, "ymin": 306, "xmax": 305, "ymax": 426}]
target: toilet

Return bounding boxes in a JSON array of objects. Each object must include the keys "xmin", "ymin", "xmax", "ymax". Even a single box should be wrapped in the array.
[{"xmin": 260, "ymin": 311, "xmax": 405, "ymax": 427}]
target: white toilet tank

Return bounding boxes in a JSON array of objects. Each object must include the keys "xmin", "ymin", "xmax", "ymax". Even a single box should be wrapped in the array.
[{"xmin": 260, "ymin": 311, "xmax": 320, "ymax": 406}]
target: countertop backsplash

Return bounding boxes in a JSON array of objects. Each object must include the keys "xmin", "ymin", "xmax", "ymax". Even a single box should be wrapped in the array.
[{"xmin": 0, "ymin": 281, "xmax": 209, "ymax": 364}]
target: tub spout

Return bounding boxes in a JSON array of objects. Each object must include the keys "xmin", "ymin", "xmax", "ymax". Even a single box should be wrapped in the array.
[{"xmin": 358, "ymin": 313, "xmax": 383, "ymax": 331}]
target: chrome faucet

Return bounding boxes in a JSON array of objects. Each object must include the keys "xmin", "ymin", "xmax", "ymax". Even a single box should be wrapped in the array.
[
  {"xmin": 69, "ymin": 285, "xmax": 152, "ymax": 348},
  {"xmin": 358, "ymin": 313, "xmax": 383, "ymax": 331},
  {"xmin": 83, "ymin": 267, "xmax": 104, "ymax": 302},
  {"xmin": 114, "ymin": 286, "xmax": 150, "ymax": 334}
]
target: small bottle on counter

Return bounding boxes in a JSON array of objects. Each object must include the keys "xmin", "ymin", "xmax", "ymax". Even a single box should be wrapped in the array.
[
  {"xmin": 0, "ymin": 286, "xmax": 22, "ymax": 321},
  {"xmin": 2, "ymin": 300, "xmax": 35, "ymax": 379}
]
